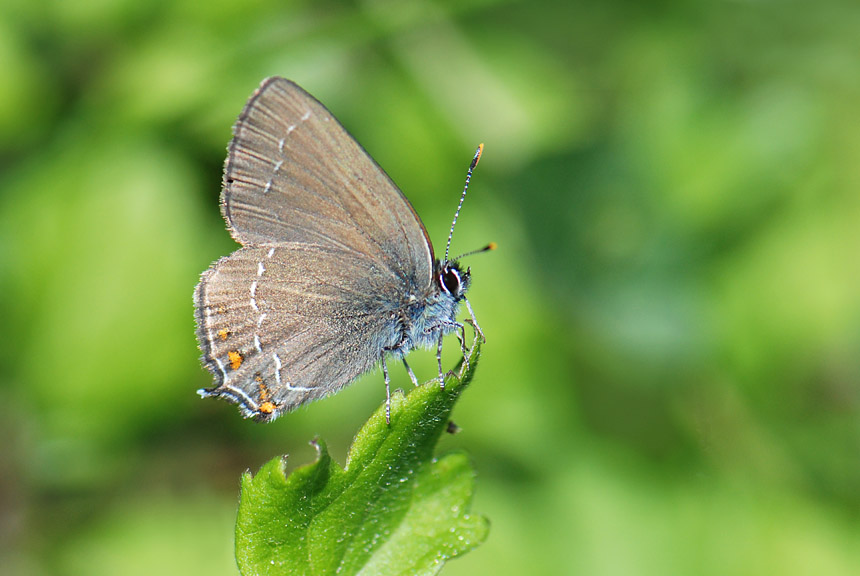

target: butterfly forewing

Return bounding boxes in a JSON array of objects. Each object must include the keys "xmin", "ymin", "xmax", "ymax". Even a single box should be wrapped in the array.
[{"xmin": 222, "ymin": 77, "xmax": 433, "ymax": 287}]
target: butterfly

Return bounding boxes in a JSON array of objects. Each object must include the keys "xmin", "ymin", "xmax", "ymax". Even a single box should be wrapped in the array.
[{"xmin": 194, "ymin": 77, "xmax": 487, "ymax": 423}]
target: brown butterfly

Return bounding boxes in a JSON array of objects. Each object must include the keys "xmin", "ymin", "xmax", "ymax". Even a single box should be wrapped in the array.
[{"xmin": 194, "ymin": 77, "xmax": 486, "ymax": 423}]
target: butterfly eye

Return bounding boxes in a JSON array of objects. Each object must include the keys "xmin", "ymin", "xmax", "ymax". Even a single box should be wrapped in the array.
[{"xmin": 440, "ymin": 266, "xmax": 462, "ymax": 296}]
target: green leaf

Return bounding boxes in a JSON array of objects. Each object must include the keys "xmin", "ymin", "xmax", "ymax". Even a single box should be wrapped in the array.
[{"xmin": 235, "ymin": 343, "xmax": 489, "ymax": 576}]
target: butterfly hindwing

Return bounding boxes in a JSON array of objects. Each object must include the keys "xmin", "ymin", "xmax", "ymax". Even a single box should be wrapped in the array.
[{"xmin": 195, "ymin": 243, "xmax": 403, "ymax": 420}]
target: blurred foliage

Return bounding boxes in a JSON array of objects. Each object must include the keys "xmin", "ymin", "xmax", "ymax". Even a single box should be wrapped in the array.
[{"xmin": 1, "ymin": 0, "xmax": 859, "ymax": 575}]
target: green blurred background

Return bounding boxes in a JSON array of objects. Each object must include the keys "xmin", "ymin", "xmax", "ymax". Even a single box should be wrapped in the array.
[{"xmin": 2, "ymin": 0, "xmax": 859, "ymax": 574}]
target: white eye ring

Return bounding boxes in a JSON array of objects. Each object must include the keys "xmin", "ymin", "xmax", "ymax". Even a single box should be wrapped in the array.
[{"xmin": 439, "ymin": 267, "xmax": 461, "ymax": 296}]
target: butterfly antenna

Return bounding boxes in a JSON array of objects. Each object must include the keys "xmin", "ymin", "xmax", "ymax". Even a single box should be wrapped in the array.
[
  {"xmin": 444, "ymin": 143, "xmax": 484, "ymax": 263},
  {"xmin": 452, "ymin": 242, "xmax": 496, "ymax": 262}
]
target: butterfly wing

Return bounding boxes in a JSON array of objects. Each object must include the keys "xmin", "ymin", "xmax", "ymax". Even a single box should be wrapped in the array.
[
  {"xmin": 195, "ymin": 243, "xmax": 402, "ymax": 421},
  {"xmin": 222, "ymin": 76, "xmax": 433, "ymax": 287},
  {"xmin": 195, "ymin": 77, "xmax": 435, "ymax": 420}
]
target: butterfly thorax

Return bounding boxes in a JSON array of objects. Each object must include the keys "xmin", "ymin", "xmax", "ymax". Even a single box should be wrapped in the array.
[{"xmin": 387, "ymin": 260, "xmax": 470, "ymax": 356}]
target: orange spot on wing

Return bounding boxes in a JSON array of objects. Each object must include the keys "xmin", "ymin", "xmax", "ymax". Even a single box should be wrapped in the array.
[
  {"xmin": 217, "ymin": 329, "xmax": 230, "ymax": 340},
  {"xmin": 259, "ymin": 401, "xmax": 276, "ymax": 415},
  {"xmin": 228, "ymin": 350, "xmax": 243, "ymax": 370}
]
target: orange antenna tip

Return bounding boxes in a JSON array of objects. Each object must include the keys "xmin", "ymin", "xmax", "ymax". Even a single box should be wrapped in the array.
[{"xmin": 470, "ymin": 143, "xmax": 484, "ymax": 170}]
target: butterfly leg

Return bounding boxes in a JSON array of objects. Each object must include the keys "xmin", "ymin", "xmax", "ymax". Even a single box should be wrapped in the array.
[
  {"xmin": 402, "ymin": 357, "xmax": 419, "ymax": 387},
  {"xmin": 436, "ymin": 331, "xmax": 446, "ymax": 390},
  {"xmin": 381, "ymin": 355, "xmax": 392, "ymax": 424},
  {"xmin": 424, "ymin": 320, "xmax": 467, "ymax": 387},
  {"xmin": 462, "ymin": 295, "xmax": 485, "ymax": 342},
  {"xmin": 457, "ymin": 322, "xmax": 471, "ymax": 374},
  {"xmin": 454, "ymin": 322, "xmax": 468, "ymax": 353}
]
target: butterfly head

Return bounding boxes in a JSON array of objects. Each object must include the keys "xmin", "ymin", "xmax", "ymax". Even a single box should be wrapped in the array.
[{"xmin": 437, "ymin": 260, "xmax": 471, "ymax": 301}]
